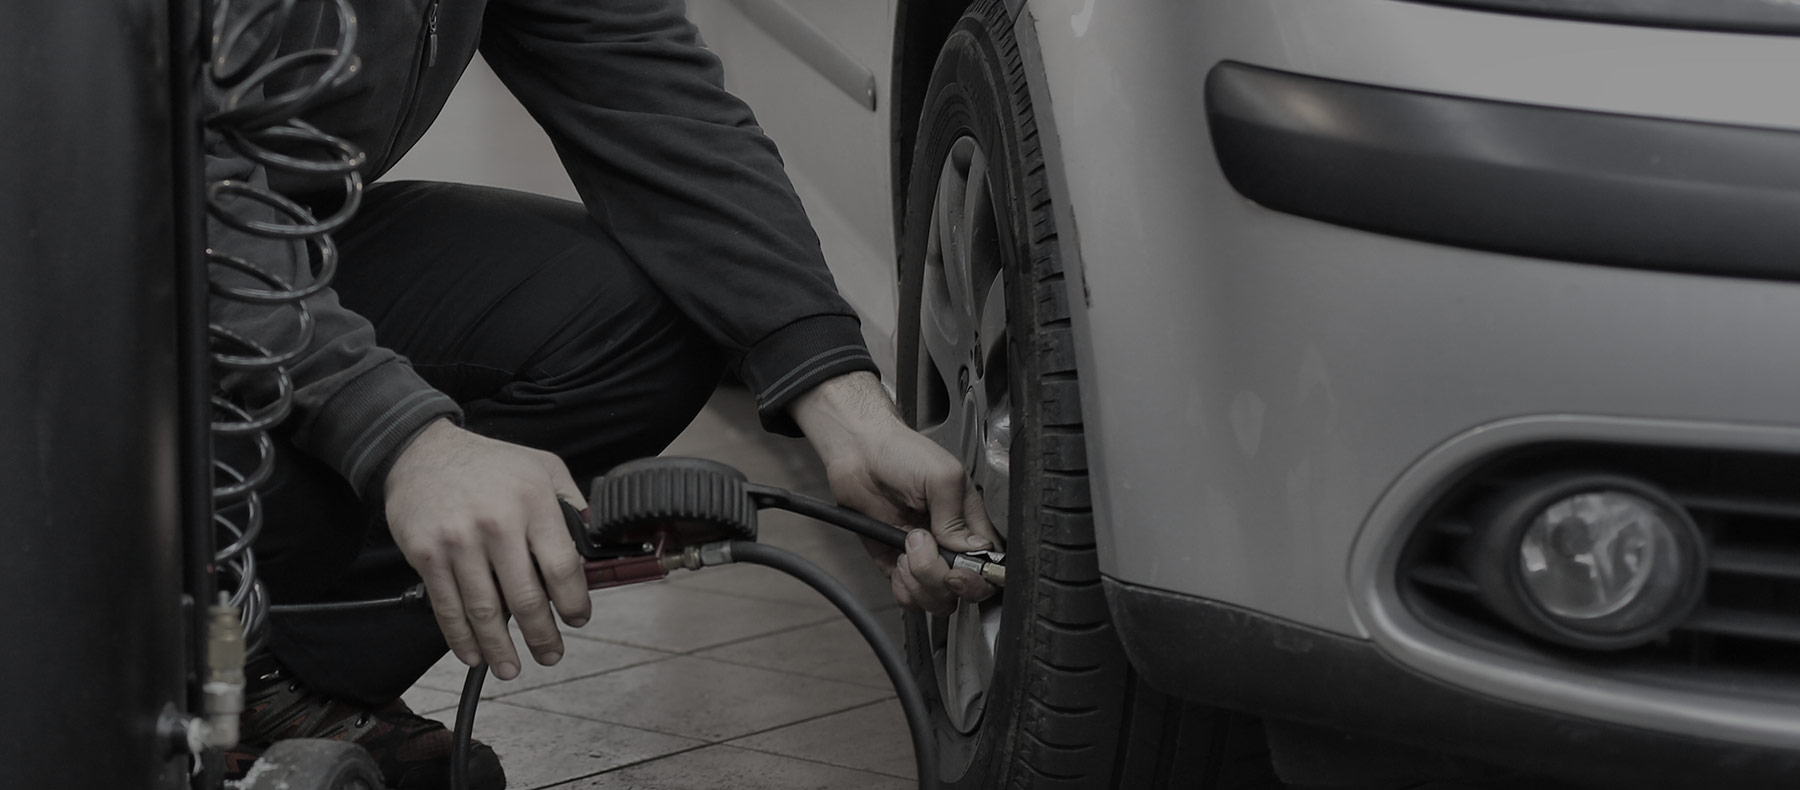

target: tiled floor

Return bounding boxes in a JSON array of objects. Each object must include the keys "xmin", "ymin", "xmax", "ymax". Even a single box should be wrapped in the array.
[{"xmin": 400, "ymin": 385, "xmax": 916, "ymax": 789}]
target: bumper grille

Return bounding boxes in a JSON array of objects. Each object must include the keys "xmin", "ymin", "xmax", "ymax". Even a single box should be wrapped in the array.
[{"xmin": 1401, "ymin": 443, "xmax": 1800, "ymax": 694}]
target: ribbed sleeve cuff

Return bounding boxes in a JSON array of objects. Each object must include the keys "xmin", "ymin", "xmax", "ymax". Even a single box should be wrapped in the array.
[
  {"xmin": 297, "ymin": 360, "xmax": 463, "ymax": 500},
  {"xmin": 741, "ymin": 314, "xmax": 878, "ymax": 436}
]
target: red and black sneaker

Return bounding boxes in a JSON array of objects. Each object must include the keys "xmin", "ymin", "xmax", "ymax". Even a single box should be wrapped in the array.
[{"xmin": 225, "ymin": 664, "xmax": 506, "ymax": 790}]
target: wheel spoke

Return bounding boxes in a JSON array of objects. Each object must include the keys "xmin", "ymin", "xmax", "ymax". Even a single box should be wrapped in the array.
[
  {"xmin": 918, "ymin": 273, "xmax": 966, "ymax": 405},
  {"xmin": 976, "ymin": 273, "xmax": 1008, "ymax": 384},
  {"xmin": 974, "ymin": 399, "xmax": 1011, "ymax": 540},
  {"xmin": 959, "ymin": 146, "xmax": 992, "ymax": 299},
  {"xmin": 924, "ymin": 377, "xmax": 978, "ymax": 458},
  {"xmin": 919, "ymin": 416, "xmax": 960, "ymax": 456},
  {"xmin": 943, "ymin": 597, "xmax": 994, "ymax": 730},
  {"xmin": 934, "ymin": 140, "xmax": 980, "ymax": 329}
]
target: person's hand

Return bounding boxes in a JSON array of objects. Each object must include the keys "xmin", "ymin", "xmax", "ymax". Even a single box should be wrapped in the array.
[
  {"xmin": 790, "ymin": 372, "xmax": 1002, "ymax": 615},
  {"xmin": 383, "ymin": 418, "xmax": 592, "ymax": 680}
]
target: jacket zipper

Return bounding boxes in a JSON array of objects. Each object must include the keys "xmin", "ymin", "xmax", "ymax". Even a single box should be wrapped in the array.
[
  {"xmin": 425, "ymin": 0, "xmax": 440, "ymax": 67},
  {"xmin": 378, "ymin": 0, "xmax": 442, "ymax": 167}
]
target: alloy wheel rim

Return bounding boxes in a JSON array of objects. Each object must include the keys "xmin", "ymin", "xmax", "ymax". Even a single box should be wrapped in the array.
[{"xmin": 916, "ymin": 136, "xmax": 1012, "ymax": 735}]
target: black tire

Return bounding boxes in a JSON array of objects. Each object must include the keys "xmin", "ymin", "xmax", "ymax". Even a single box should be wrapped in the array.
[
  {"xmin": 896, "ymin": 2, "xmax": 1284, "ymax": 788},
  {"xmin": 234, "ymin": 739, "xmax": 382, "ymax": 790}
]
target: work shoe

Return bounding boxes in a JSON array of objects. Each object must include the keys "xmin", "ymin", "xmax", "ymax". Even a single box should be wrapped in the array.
[{"xmin": 225, "ymin": 663, "xmax": 506, "ymax": 790}]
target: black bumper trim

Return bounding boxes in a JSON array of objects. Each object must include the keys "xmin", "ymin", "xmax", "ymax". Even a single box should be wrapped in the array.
[
  {"xmin": 1401, "ymin": 0, "xmax": 1800, "ymax": 36},
  {"xmin": 1206, "ymin": 62, "xmax": 1800, "ymax": 282},
  {"xmin": 1103, "ymin": 577, "xmax": 1800, "ymax": 788}
]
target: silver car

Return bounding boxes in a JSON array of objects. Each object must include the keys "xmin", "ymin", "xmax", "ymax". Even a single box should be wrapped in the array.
[{"xmin": 687, "ymin": 1, "xmax": 1800, "ymax": 787}]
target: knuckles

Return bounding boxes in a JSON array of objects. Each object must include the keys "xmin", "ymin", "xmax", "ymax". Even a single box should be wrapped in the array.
[
  {"xmin": 538, "ymin": 554, "xmax": 583, "ymax": 583},
  {"xmin": 928, "ymin": 465, "xmax": 964, "ymax": 492},
  {"xmin": 509, "ymin": 592, "xmax": 550, "ymax": 617},
  {"xmin": 464, "ymin": 602, "xmax": 504, "ymax": 622}
]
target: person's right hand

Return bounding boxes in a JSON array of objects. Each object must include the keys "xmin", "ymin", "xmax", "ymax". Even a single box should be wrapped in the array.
[{"xmin": 382, "ymin": 418, "xmax": 592, "ymax": 680}]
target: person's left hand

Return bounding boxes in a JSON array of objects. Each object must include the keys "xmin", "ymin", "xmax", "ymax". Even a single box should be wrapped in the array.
[{"xmin": 790, "ymin": 372, "xmax": 1003, "ymax": 615}]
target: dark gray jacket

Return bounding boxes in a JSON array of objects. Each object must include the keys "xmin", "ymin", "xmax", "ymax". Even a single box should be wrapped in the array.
[{"xmin": 209, "ymin": 0, "xmax": 875, "ymax": 499}]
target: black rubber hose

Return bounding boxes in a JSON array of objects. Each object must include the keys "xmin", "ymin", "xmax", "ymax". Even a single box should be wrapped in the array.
[
  {"xmin": 727, "ymin": 541, "xmax": 939, "ymax": 790},
  {"xmin": 755, "ymin": 489, "xmax": 909, "ymax": 550},
  {"xmin": 756, "ymin": 488, "xmax": 971, "ymax": 569},
  {"xmin": 267, "ymin": 584, "xmax": 426, "ymax": 614},
  {"xmin": 266, "ymin": 596, "xmax": 407, "ymax": 614},
  {"xmin": 451, "ymin": 663, "xmax": 487, "ymax": 790}
]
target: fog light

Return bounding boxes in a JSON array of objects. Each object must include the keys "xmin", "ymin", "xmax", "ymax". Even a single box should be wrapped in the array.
[{"xmin": 1469, "ymin": 475, "xmax": 1704, "ymax": 650}]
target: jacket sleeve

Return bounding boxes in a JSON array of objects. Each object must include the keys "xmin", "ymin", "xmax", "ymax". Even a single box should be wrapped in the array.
[
  {"xmin": 206, "ymin": 125, "xmax": 461, "ymax": 499},
  {"xmin": 478, "ymin": 0, "xmax": 878, "ymax": 435}
]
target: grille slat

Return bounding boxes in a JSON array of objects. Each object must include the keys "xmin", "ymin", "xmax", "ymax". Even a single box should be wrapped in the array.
[
  {"xmin": 1673, "ymin": 493, "xmax": 1800, "ymax": 521},
  {"xmin": 1709, "ymin": 546, "xmax": 1800, "ymax": 582},
  {"xmin": 1682, "ymin": 608, "xmax": 1800, "ymax": 643}
]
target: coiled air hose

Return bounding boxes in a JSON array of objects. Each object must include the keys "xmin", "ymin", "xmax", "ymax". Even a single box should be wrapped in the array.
[{"xmin": 203, "ymin": 0, "xmax": 367, "ymax": 655}]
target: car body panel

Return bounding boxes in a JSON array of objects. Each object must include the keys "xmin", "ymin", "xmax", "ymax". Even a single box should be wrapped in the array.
[
  {"xmin": 686, "ymin": 0, "xmax": 902, "ymax": 371},
  {"xmin": 1018, "ymin": 0, "xmax": 1800, "ymax": 636}
]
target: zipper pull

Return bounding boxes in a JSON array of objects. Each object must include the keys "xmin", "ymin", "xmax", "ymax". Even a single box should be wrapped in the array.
[{"xmin": 426, "ymin": 1, "xmax": 441, "ymax": 67}]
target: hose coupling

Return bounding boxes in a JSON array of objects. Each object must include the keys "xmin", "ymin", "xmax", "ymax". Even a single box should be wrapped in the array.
[
  {"xmin": 661, "ymin": 545, "xmax": 705, "ymax": 572},
  {"xmin": 950, "ymin": 554, "xmax": 1007, "ymax": 588},
  {"xmin": 658, "ymin": 540, "xmax": 739, "ymax": 575},
  {"xmin": 200, "ymin": 598, "xmax": 245, "ymax": 750}
]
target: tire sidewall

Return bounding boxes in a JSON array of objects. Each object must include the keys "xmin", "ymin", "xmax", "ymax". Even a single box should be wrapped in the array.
[{"xmin": 897, "ymin": 6, "xmax": 1062, "ymax": 787}]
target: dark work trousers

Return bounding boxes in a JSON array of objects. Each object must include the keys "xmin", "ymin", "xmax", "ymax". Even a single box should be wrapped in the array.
[{"xmin": 247, "ymin": 181, "xmax": 725, "ymax": 704}]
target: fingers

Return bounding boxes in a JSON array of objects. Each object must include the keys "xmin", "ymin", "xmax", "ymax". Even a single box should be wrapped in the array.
[
  {"xmin": 489, "ymin": 508, "xmax": 565, "ymax": 670},
  {"xmin": 453, "ymin": 552, "xmax": 521, "ymax": 680},
  {"xmin": 420, "ymin": 564, "xmax": 480, "ymax": 668},
  {"xmin": 535, "ymin": 452, "xmax": 593, "ymax": 629},
  {"xmin": 896, "ymin": 530, "xmax": 962, "ymax": 614},
  {"xmin": 859, "ymin": 535, "xmax": 900, "ymax": 576},
  {"xmin": 544, "ymin": 451, "xmax": 588, "ymax": 510},
  {"xmin": 891, "ymin": 541, "xmax": 935, "ymax": 613},
  {"xmin": 891, "ymin": 555, "xmax": 921, "ymax": 610},
  {"xmin": 894, "ymin": 529, "xmax": 998, "ymax": 615},
  {"xmin": 532, "ymin": 499, "xmax": 593, "ymax": 631},
  {"xmin": 925, "ymin": 469, "xmax": 995, "ymax": 554}
]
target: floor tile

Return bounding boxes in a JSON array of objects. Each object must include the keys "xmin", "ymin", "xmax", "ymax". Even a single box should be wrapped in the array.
[
  {"xmin": 665, "ymin": 509, "xmax": 898, "ymax": 611},
  {"xmin": 502, "ymin": 655, "xmax": 889, "ymax": 742},
  {"xmin": 732, "ymin": 699, "xmax": 916, "ymax": 780},
  {"xmin": 661, "ymin": 391, "xmax": 779, "ymax": 458},
  {"xmin": 566, "ymin": 745, "xmax": 914, "ymax": 790},
  {"xmin": 427, "ymin": 701, "xmax": 703, "ymax": 789},
  {"xmin": 412, "ymin": 626, "xmax": 670, "ymax": 699},
  {"xmin": 662, "ymin": 563, "xmax": 826, "ymax": 608},
  {"xmin": 567, "ymin": 583, "xmax": 834, "ymax": 653},
  {"xmin": 695, "ymin": 618, "xmax": 898, "ymax": 689},
  {"xmin": 661, "ymin": 387, "xmax": 834, "ymax": 499}
]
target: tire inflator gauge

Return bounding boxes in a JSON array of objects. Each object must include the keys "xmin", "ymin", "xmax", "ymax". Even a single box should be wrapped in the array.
[{"xmin": 445, "ymin": 456, "xmax": 1009, "ymax": 790}]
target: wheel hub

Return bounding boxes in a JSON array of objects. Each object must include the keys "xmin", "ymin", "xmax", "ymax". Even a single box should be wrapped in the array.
[{"xmin": 915, "ymin": 136, "xmax": 1013, "ymax": 734}]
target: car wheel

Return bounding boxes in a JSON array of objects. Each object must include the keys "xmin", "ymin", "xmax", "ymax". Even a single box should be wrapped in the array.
[{"xmin": 896, "ymin": 2, "xmax": 1285, "ymax": 788}]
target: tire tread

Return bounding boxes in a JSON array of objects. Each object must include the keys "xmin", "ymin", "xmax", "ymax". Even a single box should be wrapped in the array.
[{"xmin": 904, "ymin": 2, "xmax": 1280, "ymax": 788}]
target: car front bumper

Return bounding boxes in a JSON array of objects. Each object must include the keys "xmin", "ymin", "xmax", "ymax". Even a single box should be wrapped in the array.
[
  {"xmin": 1105, "ymin": 577, "xmax": 1800, "ymax": 789},
  {"xmin": 1015, "ymin": 0, "xmax": 1800, "ymax": 770}
]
